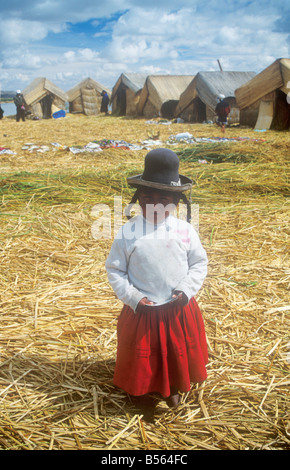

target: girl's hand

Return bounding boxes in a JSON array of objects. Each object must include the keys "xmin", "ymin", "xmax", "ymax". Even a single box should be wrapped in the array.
[
  {"xmin": 136, "ymin": 297, "xmax": 155, "ymax": 313},
  {"xmin": 171, "ymin": 291, "xmax": 188, "ymax": 306}
]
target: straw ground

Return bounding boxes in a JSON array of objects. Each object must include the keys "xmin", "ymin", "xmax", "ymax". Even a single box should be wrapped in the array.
[{"xmin": 0, "ymin": 114, "xmax": 289, "ymax": 450}]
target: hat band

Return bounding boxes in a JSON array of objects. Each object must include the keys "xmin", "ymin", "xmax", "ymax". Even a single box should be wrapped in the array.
[
  {"xmin": 143, "ymin": 176, "xmax": 181, "ymax": 186},
  {"xmin": 170, "ymin": 179, "xmax": 181, "ymax": 186}
]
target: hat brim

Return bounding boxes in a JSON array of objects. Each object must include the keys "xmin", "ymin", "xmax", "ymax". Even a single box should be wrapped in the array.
[{"xmin": 127, "ymin": 174, "xmax": 192, "ymax": 192}]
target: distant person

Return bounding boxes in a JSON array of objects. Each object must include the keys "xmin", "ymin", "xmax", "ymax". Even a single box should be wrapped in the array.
[
  {"xmin": 215, "ymin": 94, "xmax": 230, "ymax": 133},
  {"xmin": 0, "ymin": 105, "xmax": 3, "ymax": 119},
  {"xmin": 13, "ymin": 90, "xmax": 26, "ymax": 122},
  {"xmin": 101, "ymin": 90, "xmax": 109, "ymax": 114}
]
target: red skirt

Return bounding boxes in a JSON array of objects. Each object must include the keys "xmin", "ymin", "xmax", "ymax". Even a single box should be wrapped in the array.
[{"xmin": 113, "ymin": 297, "xmax": 208, "ymax": 398}]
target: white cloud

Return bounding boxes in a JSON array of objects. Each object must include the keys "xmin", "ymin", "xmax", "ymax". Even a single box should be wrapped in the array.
[
  {"xmin": 79, "ymin": 48, "xmax": 99, "ymax": 61},
  {"xmin": 0, "ymin": 19, "xmax": 67, "ymax": 47},
  {"xmin": 0, "ymin": 1, "xmax": 289, "ymax": 91},
  {"xmin": 63, "ymin": 48, "xmax": 100, "ymax": 65},
  {"xmin": 139, "ymin": 64, "xmax": 165, "ymax": 74},
  {"xmin": 0, "ymin": 20, "xmax": 48, "ymax": 46},
  {"xmin": 1, "ymin": 46, "xmax": 52, "ymax": 71},
  {"xmin": 104, "ymin": 6, "xmax": 288, "ymax": 73},
  {"xmin": 64, "ymin": 51, "xmax": 76, "ymax": 62},
  {"xmin": 0, "ymin": 0, "xmax": 128, "ymax": 24},
  {"xmin": 104, "ymin": 8, "xmax": 197, "ymax": 63}
]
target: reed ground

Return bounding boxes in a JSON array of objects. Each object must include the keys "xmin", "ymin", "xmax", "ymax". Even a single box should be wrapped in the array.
[{"xmin": 0, "ymin": 113, "xmax": 289, "ymax": 450}]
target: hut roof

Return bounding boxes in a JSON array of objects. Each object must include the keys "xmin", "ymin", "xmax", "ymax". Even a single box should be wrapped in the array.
[
  {"xmin": 176, "ymin": 71, "xmax": 256, "ymax": 116},
  {"xmin": 67, "ymin": 77, "xmax": 111, "ymax": 102},
  {"xmin": 235, "ymin": 58, "xmax": 290, "ymax": 109},
  {"xmin": 22, "ymin": 77, "xmax": 68, "ymax": 106},
  {"xmin": 111, "ymin": 73, "xmax": 147, "ymax": 101},
  {"xmin": 137, "ymin": 75, "xmax": 194, "ymax": 115}
]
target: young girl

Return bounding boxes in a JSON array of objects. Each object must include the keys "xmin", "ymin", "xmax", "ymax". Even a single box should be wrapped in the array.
[{"xmin": 105, "ymin": 148, "xmax": 208, "ymax": 420}]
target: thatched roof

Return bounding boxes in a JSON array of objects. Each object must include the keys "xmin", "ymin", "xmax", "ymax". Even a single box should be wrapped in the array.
[
  {"xmin": 176, "ymin": 71, "xmax": 256, "ymax": 116},
  {"xmin": 66, "ymin": 77, "xmax": 111, "ymax": 116},
  {"xmin": 137, "ymin": 75, "xmax": 194, "ymax": 116},
  {"xmin": 67, "ymin": 77, "xmax": 111, "ymax": 102},
  {"xmin": 22, "ymin": 77, "xmax": 68, "ymax": 106},
  {"xmin": 235, "ymin": 58, "xmax": 290, "ymax": 109},
  {"xmin": 111, "ymin": 73, "xmax": 147, "ymax": 102}
]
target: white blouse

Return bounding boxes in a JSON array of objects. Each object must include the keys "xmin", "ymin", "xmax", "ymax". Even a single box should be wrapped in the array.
[{"xmin": 105, "ymin": 215, "xmax": 208, "ymax": 312}]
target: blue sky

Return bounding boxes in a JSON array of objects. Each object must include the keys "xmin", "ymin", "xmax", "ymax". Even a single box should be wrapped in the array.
[{"xmin": 0, "ymin": 0, "xmax": 289, "ymax": 92}]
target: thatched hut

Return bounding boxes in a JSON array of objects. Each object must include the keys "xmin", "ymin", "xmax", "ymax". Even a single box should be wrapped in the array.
[
  {"xmin": 137, "ymin": 75, "xmax": 194, "ymax": 119},
  {"xmin": 111, "ymin": 73, "xmax": 147, "ymax": 116},
  {"xmin": 235, "ymin": 58, "xmax": 290, "ymax": 130},
  {"xmin": 67, "ymin": 77, "xmax": 111, "ymax": 115},
  {"xmin": 22, "ymin": 77, "xmax": 68, "ymax": 119},
  {"xmin": 175, "ymin": 71, "xmax": 256, "ymax": 124}
]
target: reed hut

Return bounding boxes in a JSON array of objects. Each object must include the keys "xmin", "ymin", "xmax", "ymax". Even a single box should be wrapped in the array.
[
  {"xmin": 235, "ymin": 58, "xmax": 290, "ymax": 130},
  {"xmin": 137, "ymin": 75, "xmax": 194, "ymax": 119},
  {"xmin": 67, "ymin": 77, "xmax": 111, "ymax": 115},
  {"xmin": 111, "ymin": 73, "xmax": 147, "ymax": 116},
  {"xmin": 175, "ymin": 71, "xmax": 256, "ymax": 124},
  {"xmin": 22, "ymin": 77, "xmax": 68, "ymax": 119}
]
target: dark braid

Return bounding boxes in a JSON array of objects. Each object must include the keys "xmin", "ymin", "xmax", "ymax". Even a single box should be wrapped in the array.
[
  {"xmin": 125, "ymin": 189, "xmax": 140, "ymax": 220},
  {"xmin": 179, "ymin": 191, "xmax": 192, "ymax": 223},
  {"xmin": 125, "ymin": 188, "xmax": 192, "ymax": 223}
]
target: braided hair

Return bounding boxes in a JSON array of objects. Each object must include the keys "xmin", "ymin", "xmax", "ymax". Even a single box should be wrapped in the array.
[{"xmin": 125, "ymin": 188, "xmax": 192, "ymax": 223}]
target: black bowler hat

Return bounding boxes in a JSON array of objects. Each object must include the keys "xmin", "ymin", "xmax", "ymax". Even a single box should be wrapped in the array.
[{"xmin": 127, "ymin": 148, "xmax": 192, "ymax": 192}]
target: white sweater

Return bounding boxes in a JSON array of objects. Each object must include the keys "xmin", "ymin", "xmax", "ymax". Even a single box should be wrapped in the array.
[{"xmin": 105, "ymin": 215, "xmax": 208, "ymax": 312}]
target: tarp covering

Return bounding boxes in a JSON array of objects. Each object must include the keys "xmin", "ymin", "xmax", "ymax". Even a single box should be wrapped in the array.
[
  {"xmin": 111, "ymin": 73, "xmax": 147, "ymax": 102},
  {"xmin": 176, "ymin": 71, "xmax": 256, "ymax": 117},
  {"xmin": 254, "ymin": 100, "xmax": 274, "ymax": 130},
  {"xmin": 137, "ymin": 75, "xmax": 194, "ymax": 118},
  {"xmin": 235, "ymin": 58, "xmax": 290, "ymax": 109}
]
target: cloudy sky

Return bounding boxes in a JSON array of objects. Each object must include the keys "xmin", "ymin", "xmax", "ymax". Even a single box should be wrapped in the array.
[{"xmin": 0, "ymin": 0, "xmax": 289, "ymax": 92}]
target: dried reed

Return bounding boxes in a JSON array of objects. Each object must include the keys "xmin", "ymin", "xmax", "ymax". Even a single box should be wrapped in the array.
[{"xmin": 0, "ymin": 114, "xmax": 289, "ymax": 450}]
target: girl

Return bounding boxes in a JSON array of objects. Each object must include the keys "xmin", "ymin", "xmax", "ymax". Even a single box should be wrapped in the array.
[{"xmin": 105, "ymin": 148, "xmax": 208, "ymax": 420}]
